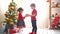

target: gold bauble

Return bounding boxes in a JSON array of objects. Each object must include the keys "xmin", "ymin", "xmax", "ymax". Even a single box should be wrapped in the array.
[
  {"xmin": 14, "ymin": 13, "xmax": 16, "ymax": 16},
  {"xmin": 6, "ymin": 18, "xmax": 9, "ymax": 20},
  {"xmin": 10, "ymin": 6, "xmax": 15, "ymax": 10},
  {"xmin": 10, "ymin": 19, "xmax": 13, "ymax": 21},
  {"xmin": 15, "ymin": 20, "xmax": 17, "ymax": 22},
  {"xmin": 10, "ymin": 22, "xmax": 14, "ymax": 25}
]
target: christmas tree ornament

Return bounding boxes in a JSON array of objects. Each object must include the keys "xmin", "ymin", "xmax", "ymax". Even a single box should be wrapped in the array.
[
  {"xmin": 10, "ymin": 19, "xmax": 13, "ymax": 22},
  {"xmin": 14, "ymin": 20, "xmax": 17, "ymax": 23},
  {"xmin": 9, "ymin": 5, "xmax": 15, "ymax": 11},
  {"xmin": 6, "ymin": 18, "xmax": 9, "ymax": 20},
  {"xmin": 51, "ymin": 14, "xmax": 54, "ymax": 19},
  {"xmin": 10, "ymin": 22, "xmax": 14, "ymax": 25}
]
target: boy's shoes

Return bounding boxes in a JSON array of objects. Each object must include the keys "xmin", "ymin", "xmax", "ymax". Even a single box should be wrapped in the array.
[
  {"xmin": 33, "ymin": 32, "xmax": 36, "ymax": 34},
  {"xmin": 29, "ymin": 32, "xmax": 36, "ymax": 34},
  {"xmin": 29, "ymin": 32, "xmax": 33, "ymax": 34}
]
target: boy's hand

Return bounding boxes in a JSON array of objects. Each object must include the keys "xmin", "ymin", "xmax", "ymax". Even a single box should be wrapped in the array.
[{"xmin": 25, "ymin": 14, "xmax": 30, "ymax": 17}]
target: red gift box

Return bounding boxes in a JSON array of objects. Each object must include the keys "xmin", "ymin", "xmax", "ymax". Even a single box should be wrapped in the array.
[{"xmin": 10, "ymin": 28, "xmax": 16, "ymax": 34}]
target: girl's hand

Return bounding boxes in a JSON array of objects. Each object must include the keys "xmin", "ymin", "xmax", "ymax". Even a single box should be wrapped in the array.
[{"xmin": 25, "ymin": 14, "xmax": 30, "ymax": 17}]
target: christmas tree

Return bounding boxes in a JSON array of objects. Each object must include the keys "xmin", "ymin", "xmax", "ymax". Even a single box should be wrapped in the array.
[{"xmin": 5, "ymin": 0, "xmax": 17, "ymax": 29}]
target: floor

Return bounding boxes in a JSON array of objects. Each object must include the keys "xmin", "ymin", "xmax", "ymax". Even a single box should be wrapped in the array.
[
  {"xmin": 0, "ymin": 28, "xmax": 60, "ymax": 34},
  {"xmin": 14, "ymin": 28, "xmax": 60, "ymax": 34}
]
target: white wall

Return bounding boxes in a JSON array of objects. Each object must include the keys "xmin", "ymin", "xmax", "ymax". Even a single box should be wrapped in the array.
[{"xmin": 0, "ymin": 0, "xmax": 49, "ymax": 28}]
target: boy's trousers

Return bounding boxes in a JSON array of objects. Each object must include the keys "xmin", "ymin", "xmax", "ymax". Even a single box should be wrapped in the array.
[{"xmin": 31, "ymin": 20, "xmax": 37, "ymax": 33}]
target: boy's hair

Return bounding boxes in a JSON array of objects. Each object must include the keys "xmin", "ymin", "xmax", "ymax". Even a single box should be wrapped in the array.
[
  {"xmin": 30, "ymin": 3, "xmax": 36, "ymax": 7},
  {"xmin": 17, "ymin": 7, "xmax": 23, "ymax": 12}
]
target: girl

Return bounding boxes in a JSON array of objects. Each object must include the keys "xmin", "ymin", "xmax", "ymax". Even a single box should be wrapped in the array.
[{"xmin": 17, "ymin": 7, "xmax": 27, "ymax": 29}]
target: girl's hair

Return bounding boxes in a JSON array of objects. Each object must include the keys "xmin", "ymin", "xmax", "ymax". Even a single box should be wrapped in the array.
[
  {"xmin": 30, "ymin": 3, "xmax": 36, "ymax": 7},
  {"xmin": 17, "ymin": 7, "xmax": 23, "ymax": 12}
]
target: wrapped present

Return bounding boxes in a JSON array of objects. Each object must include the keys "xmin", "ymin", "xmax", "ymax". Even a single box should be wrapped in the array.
[{"xmin": 10, "ymin": 27, "xmax": 19, "ymax": 34}]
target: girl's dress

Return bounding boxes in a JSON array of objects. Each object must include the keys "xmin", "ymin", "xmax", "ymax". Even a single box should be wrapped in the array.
[{"xmin": 17, "ymin": 12, "xmax": 25, "ymax": 28}]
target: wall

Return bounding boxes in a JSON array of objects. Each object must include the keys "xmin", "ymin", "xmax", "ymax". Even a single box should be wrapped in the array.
[{"xmin": 0, "ymin": 0, "xmax": 49, "ymax": 28}]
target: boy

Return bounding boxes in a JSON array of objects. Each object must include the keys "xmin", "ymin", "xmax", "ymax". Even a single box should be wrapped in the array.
[{"xmin": 29, "ymin": 3, "xmax": 37, "ymax": 34}]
